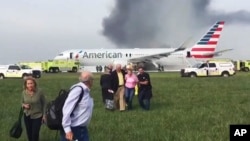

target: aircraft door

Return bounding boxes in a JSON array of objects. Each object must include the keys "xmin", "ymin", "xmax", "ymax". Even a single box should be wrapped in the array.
[
  {"xmin": 70, "ymin": 52, "xmax": 73, "ymax": 59},
  {"xmin": 186, "ymin": 51, "xmax": 191, "ymax": 58}
]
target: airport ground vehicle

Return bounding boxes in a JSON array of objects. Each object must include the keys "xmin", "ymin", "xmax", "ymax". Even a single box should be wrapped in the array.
[
  {"xmin": 18, "ymin": 62, "xmax": 43, "ymax": 71},
  {"xmin": 42, "ymin": 60, "xmax": 80, "ymax": 73},
  {"xmin": 180, "ymin": 59, "xmax": 236, "ymax": 77},
  {"xmin": 0, "ymin": 64, "xmax": 41, "ymax": 79},
  {"xmin": 20, "ymin": 65, "xmax": 41, "ymax": 78},
  {"xmin": 19, "ymin": 60, "xmax": 80, "ymax": 73},
  {"xmin": 233, "ymin": 60, "xmax": 250, "ymax": 72}
]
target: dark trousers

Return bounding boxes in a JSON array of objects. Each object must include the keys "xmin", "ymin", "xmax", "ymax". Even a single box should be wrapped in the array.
[
  {"xmin": 60, "ymin": 126, "xmax": 89, "ymax": 141},
  {"xmin": 24, "ymin": 115, "xmax": 42, "ymax": 141},
  {"xmin": 102, "ymin": 88, "xmax": 114, "ymax": 102},
  {"xmin": 138, "ymin": 89, "xmax": 151, "ymax": 110},
  {"xmin": 101, "ymin": 88, "xmax": 106, "ymax": 104}
]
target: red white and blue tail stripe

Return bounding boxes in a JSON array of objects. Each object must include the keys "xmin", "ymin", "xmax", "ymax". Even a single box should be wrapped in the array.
[{"xmin": 190, "ymin": 21, "xmax": 225, "ymax": 59}]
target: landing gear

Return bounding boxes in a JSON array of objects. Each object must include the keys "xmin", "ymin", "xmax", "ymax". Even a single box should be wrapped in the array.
[
  {"xmin": 158, "ymin": 65, "xmax": 164, "ymax": 72},
  {"xmin": 96, "ymin": 65, "xmax": 103, "ymax": 72}
]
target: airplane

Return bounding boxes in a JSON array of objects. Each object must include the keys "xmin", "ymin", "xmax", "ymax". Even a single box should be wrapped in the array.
[{"xmin": 54, "ymin": 21, "xmax": 231, "ymax": 71}]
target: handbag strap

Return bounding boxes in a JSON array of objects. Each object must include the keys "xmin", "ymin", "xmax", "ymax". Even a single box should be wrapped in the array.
[{"xmin": 18, "ymin": 107, "xmax": 23, "ymax": 122}]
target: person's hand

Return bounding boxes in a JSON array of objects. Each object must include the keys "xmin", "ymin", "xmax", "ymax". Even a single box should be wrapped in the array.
[
  {"xmin": 65, "ymin": 131, "xmax": 74, "ymax": 141},
  {"xmin": 22, "ymin": 104, "xmax": 30, "ymax": 109},
  {"xmin": 42, "ymin": 115, "xmax": 46, "ymax": 124},
  {"xmin": 108, "ymin": 89, "xmax": 114, "ymax": 93}
]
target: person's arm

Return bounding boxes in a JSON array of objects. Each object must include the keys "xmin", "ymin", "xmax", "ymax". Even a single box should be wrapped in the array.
[
  {"xmin": 134, "ymin": 74, "xmax": 139, "ymax": 83},
  {"xmin": 139, "ymin": 80, "xmax": 148, "ymax": 85},
  {"xmin": 38, "ymin": 89, "xmax": 47, "ymax": 123},
  {"xmin": 40, "ymin": 90, "xmax": 47, "ymax": 117},
  {"xmin": 110, "ymin": 72, "xmax": 115, "ymax": 91},
  {"xmin": 139, "ymin": 74, "xmax": 150, "ymax": 85},
  {"xmin": 21, "ymin": 91, "xmax": 25, "ymax": 108},
  {"xmin": 62, "ymin": 86, "xmax": 83, "ymax": 133}
]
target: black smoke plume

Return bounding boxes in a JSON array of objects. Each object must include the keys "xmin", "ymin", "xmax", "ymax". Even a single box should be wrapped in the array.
[{"xmin": 102, "ymin": 0, "xmax": 250, "ymax": 48}]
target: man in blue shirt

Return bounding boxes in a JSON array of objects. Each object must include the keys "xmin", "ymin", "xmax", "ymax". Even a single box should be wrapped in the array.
[{"xmin": 61, "ymin": 71, "xmax": 94, "ymax": 141}]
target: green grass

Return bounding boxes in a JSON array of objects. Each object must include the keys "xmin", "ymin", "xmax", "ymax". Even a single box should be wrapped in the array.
[{"xmin": 1, "ymin": 72, "xmax": 250, "ymax": 141}]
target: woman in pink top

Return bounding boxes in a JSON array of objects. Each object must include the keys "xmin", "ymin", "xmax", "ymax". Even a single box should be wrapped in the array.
[{"xmin": 124, "ymin": 68, "xmax": 138, "ymax": 110}]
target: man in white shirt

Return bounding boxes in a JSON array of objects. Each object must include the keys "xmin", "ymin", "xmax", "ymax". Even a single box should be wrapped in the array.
[{"xmin": 61, "ymin": 71, "xmax": 94, "ymax": 141}]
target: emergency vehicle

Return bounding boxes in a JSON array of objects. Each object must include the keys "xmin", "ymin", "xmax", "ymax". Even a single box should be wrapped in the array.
[
  {"xmin": 181, "ymin": 59, "xmax": 236, "ymax": 77},
  {"xmin": 234, "ymin": 60, "xmax": 250, "ymax": 72},
  {"xmin": 18, "ymin": 62, "xmax": 43, "ymax": 71},
  {"xmin": 19, "ymin": 60, "xmax": 80, "ymax": 73},
  {"xmin": 41, "ymin": 60, "xmax": 80, "ymax": 73}
]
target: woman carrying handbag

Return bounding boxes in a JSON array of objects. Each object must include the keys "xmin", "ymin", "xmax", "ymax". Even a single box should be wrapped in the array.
[{"xmin": 22, "ymin": 77, "xmax": 47, "ymax": 141}]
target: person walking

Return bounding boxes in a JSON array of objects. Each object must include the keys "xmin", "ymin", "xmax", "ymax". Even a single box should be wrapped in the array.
[{"xmin": 61, "ymin": 71, "xmax": 94, "ymax": 141}]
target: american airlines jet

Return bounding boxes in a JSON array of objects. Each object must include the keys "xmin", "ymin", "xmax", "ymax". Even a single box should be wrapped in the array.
[{"xmin": 54, "ymin": 21, "xmax": 231, "ymax": 71}]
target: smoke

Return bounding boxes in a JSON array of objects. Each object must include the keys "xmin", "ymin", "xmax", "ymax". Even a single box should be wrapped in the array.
[{"xmin": 102, "ymin": 0, "xmax": 250, "ymax": 48}]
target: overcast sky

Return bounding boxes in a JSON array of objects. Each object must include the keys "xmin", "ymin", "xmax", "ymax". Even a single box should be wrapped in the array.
[{"xmin": 0, "ymin": 0, "xmax": 250, "ymax": 64}]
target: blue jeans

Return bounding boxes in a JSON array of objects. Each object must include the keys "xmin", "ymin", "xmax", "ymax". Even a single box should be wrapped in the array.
[
  {"xmin": 125, "ymin": 87, "xmax": 135, "ymax": 110},
  {"xmin": 60, "ymin": 126, "xmax": 89, "ymax": 141}
]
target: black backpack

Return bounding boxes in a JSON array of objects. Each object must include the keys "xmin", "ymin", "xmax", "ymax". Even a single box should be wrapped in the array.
[{"xmin": 46, "ymin": 85, "xmax": 84, "ymax": 130}]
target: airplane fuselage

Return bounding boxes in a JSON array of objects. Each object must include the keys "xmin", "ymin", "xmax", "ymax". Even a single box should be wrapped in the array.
[{"xmin": 67, "ymin": 48, "xmax": 184, "ymax": 66}]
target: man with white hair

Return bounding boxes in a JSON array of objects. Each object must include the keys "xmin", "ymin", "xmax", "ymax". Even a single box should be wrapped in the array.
[
  {"xmin": 61, "ymin": 71, "xmax": 94, "ymax": 141},
  {"xmin": 110, "ymin": 64, "xmax": 126, "ymax": 111}
]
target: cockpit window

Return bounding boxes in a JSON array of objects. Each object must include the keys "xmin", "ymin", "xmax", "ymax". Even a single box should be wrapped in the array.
[{"xmin": 58, "ymin": 53, "xmax": 63, "ymax": 56}]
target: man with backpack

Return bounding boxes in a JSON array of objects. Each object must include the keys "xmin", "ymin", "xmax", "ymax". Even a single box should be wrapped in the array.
[{"xmin": 61, "ymin": 71, "xmax": 94, "ymax": 141}]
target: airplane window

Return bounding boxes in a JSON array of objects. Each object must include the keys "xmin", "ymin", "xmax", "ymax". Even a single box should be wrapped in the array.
[
  {"xmin": 58, "ymin": 53, "xmax": 63, "ymax": 56},
  {"xmin": 126, "ymin": 54, "xmax": 128, "ymax": 57},
  {"xmin": 129, "ymin": 53, "xmax": 131, "ymax": 57}
]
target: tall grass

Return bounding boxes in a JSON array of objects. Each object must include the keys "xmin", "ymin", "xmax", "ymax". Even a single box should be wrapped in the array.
[{"xmin": 1, "ymin": 72, "xmax": 250, "ymax": 141}]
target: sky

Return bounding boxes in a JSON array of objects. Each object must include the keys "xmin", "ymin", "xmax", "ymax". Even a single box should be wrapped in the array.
[{"xmin": 0, "ymin": 0, "xmax": 250, "ymax": 64}]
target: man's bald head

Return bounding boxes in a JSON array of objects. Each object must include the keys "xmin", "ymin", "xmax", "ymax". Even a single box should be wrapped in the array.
[{"xmin": 79, "ymin": 71, "xmax": 94, "ymax": 83}]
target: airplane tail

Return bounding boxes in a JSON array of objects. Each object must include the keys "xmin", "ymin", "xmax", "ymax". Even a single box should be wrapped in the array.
[{"xmin": 187, "ymin": 21, "xmax": 225, "ymax": 59}]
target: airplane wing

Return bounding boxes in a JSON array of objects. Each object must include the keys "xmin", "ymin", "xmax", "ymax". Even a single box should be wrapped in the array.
[
  {"xmin": 128, "ymin": 47, "xmax": 187, "ymax": 63},
  {"xmin": 202, "ymin": 48, "xmax": 233, "ymax": 57},
  {"xmin": 128, "ymin": 38, "xmax": 192, "ymax": 63}
]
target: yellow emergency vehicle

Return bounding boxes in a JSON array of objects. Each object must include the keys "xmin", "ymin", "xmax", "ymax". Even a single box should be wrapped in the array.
[
  {"xmin": 42, "ymin": 60, "xmax": 80, "ymax": 73},
  {"xmin": 19, "ymin": 60, "xmax": 80, "ymax": 73}
]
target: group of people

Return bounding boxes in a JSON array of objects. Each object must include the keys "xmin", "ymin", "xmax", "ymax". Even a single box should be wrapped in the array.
[
  {"xmin": 21, "ymin": 71, "xmax": 94, "ymax": 141},
  {"xmin": 19, "ymin": 64, "xmax": 152, "ymax": 141},
  {"xmin": 100, "ymin": 64, "xmax": 152, "ymax": 111}
]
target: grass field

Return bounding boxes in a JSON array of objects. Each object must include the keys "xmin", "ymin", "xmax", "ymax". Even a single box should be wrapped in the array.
[{"xmin": 1, "ymin": 72, "xmax": 250, "ymax": 141}]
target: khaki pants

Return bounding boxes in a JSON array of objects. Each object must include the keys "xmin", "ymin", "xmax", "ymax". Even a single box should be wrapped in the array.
[{"xmin": 114, "ymin": 86, "xmax": 125, "ymax": 111}]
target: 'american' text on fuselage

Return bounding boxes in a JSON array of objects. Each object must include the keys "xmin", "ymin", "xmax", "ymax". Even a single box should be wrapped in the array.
[{"xmin": 82, "ymin": 51, "xmax": 122, "ymax": 58}]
